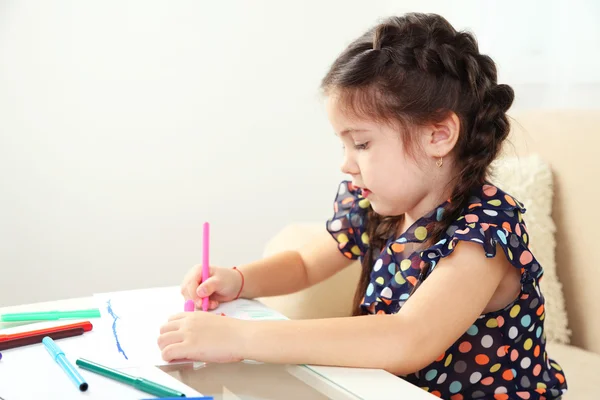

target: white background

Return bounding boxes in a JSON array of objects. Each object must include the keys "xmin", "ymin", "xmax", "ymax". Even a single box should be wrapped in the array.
[{"xmin": 1, "ymin": 0, "xmax": 599, "ymax": 306}]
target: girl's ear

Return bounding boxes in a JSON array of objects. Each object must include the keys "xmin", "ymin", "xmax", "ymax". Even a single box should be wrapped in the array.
[{"xmin": 422, "ymin": 112, "xmax": 461, "ymax": 160}]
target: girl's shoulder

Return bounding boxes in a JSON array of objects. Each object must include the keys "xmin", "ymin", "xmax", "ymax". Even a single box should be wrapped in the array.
[
  {"xmin": 447, "ymin": 182, "xmax": 529, "ymax": 256},
  {"xmin": 463, "ymin": 182, "xmax": 526, "ymax": 219},
  {"xmin": 423, "ymin": 182, "xmax": 541, "ymax": 284}
]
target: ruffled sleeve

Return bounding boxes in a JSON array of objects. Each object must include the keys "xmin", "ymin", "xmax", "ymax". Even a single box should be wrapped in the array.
[
  {"xmin": 421, "ymin": 188, "xmax": 541, "ymax": 292},
  {"xmin": 325, "ymin": 181, "xmax": 371, "ymax": 259}
]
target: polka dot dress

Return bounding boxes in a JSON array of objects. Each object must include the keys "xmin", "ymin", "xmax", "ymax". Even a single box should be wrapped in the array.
[{"xmin": 326, "ymin": 181, "xmax": 567, "ymax": 399}]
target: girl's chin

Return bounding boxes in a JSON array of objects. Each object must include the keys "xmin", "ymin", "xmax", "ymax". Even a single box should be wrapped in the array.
[{"xmin": 370, "ymin": 201, "xmax": 404, "ymax": 218}]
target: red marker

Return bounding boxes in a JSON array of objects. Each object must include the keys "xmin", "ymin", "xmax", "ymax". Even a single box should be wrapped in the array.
[{"xmin": 0, "ymin": 321, "xmax": 92, "ymax": 351}]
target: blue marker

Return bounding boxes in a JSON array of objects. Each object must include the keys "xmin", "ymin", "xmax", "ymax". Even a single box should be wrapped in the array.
[
  {"xmin": 140, "ymin": 398, "xmax": 213, "ymax": 400},
  {"xmin": 42, "ymin": 336, "xmax": 88, "ymax": 391}
]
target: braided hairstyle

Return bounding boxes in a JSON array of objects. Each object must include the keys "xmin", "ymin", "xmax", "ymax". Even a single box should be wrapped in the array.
[{"xmin": 321, "ymin": 13, "xmax": 514, "ymax": 316}]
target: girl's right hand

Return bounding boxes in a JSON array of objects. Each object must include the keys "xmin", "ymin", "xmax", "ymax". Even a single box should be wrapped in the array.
[{"xmin": 180, "ymin": 265, "xmax": 243, "ymax": 310}]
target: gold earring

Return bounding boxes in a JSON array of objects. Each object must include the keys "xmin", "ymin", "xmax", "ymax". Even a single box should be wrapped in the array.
[{"xmin": 436, "ymin": 157, "xmax": 443, "ymax": 168}]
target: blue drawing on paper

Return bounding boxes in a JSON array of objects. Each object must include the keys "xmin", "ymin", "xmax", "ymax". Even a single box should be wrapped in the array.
[{"xmin": 106, "ymin": 299, "xmax": 128, "ymax": 360}]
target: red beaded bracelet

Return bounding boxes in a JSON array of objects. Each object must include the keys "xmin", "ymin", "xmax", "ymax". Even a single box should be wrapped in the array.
[{"xmin": 233, "ymin": 267, "xmax": 244, "ymax": 300}]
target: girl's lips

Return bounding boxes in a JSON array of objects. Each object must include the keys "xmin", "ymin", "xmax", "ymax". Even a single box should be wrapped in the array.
[{"xmin": 362, "ymin": 188, "xmax": 371, "ymax": 197}]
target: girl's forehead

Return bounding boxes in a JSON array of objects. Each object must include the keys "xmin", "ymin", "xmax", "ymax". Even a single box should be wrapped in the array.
[
  {"xmin": 325, "ymin": 93, "xmax": 414, "ymax": 138},
  {"xmin": 326, "ymin": 97, "xmax": 381, "ymax": 134}
]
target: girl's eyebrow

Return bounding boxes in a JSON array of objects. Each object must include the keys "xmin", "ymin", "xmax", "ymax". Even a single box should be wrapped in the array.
[{"xmin": 337, "ymin": 128, "xmax": 370, "ymax": 136}]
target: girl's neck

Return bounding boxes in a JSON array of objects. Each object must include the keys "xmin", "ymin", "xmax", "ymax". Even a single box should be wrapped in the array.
[
  {"xmin": 394, "ymin": 161, "xmax": 458, "ymax": 239},
  {"xmin": 396, "ymin": 187, "xmax": 452, "ymax": 237}
]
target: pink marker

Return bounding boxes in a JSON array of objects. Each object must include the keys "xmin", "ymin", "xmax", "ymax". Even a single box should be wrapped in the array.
[
  {"xmin": 184, "ymin": 299, "xmax": 195, "ymax": 312},
  {"xmin": 201, "ymin": 222, "xmax": 210, "ymax": 312}
]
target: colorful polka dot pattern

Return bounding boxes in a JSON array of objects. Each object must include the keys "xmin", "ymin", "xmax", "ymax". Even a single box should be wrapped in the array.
[{"xmin": 326, "ymin": 181, "xmax": 567, "ymax": 398}]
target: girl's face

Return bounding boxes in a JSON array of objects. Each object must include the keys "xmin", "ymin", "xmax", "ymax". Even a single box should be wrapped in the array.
[{"xmin": 327, "ymin": 95, "xmax": 454, "ymax": 218}]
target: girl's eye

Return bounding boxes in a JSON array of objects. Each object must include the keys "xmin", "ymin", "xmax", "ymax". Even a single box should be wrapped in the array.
[{"xmin": 354, "ymin": 142, "xmax": 369, "ymax": 150}]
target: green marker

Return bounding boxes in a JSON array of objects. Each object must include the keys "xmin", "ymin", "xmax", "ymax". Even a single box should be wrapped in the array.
[
  {"xmin": 1, "ymin": 309, "xmax": 101, "ymax": 322},
  {"xmin": 76, "ymin": 358, "xmax": 186, "ymax": 398}
]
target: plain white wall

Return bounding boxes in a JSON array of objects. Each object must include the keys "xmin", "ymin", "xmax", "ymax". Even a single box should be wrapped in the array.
[{"xmin": 1, "ymin": 1, "xmax": 599, "ymax": 306}]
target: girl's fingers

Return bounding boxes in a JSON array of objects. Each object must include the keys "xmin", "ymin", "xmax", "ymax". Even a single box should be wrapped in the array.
[
  {"xmin": 161, "ymin": 342, "xmax": 189, "ymax": 362},
  {"xmin": 160, "ymin": 318, "xmax": 182, "ymax": 334},
  {"xmin": 157, "ymin": 331, "xmax": 184, "ymax": 350},
  {"xmin": 195, "ymin": 276, "xmax": 220, "ymax": 307}
]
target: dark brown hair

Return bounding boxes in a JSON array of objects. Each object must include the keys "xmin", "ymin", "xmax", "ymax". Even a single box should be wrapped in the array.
[{"xmin": 320, "ymin": 13, "xmax": 514, "ymax": 316}]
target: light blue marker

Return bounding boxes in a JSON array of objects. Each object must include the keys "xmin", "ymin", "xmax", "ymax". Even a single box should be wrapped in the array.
[{"xmin": 42, "ymin": 336, "xmax": 88, "ymax": 391}]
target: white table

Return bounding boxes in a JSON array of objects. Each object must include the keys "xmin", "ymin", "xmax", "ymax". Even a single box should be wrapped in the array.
[{"xmin": 0, "ymin": 294, "xmax": 436, "ymax": 400}]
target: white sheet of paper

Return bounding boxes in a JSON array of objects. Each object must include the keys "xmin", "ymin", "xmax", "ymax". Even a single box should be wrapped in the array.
[
  {"xmin": 91, "ymin": 286, "xmax": 288, "ymax": 368},
  {"xmin": 0, "ymin": 336, "xmax": 202, "ymax": 400}
]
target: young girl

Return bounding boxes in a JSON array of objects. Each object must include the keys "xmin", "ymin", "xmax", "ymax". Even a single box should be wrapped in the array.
[{"xmin": 158, "ymin": 13, "xmax": 567, "ymax": 399}]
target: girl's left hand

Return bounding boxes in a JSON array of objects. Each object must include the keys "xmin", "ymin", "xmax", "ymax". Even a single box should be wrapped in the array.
[{"xmin": 157, "ymin": 312, "xmax": 246, "ymax": 363}]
